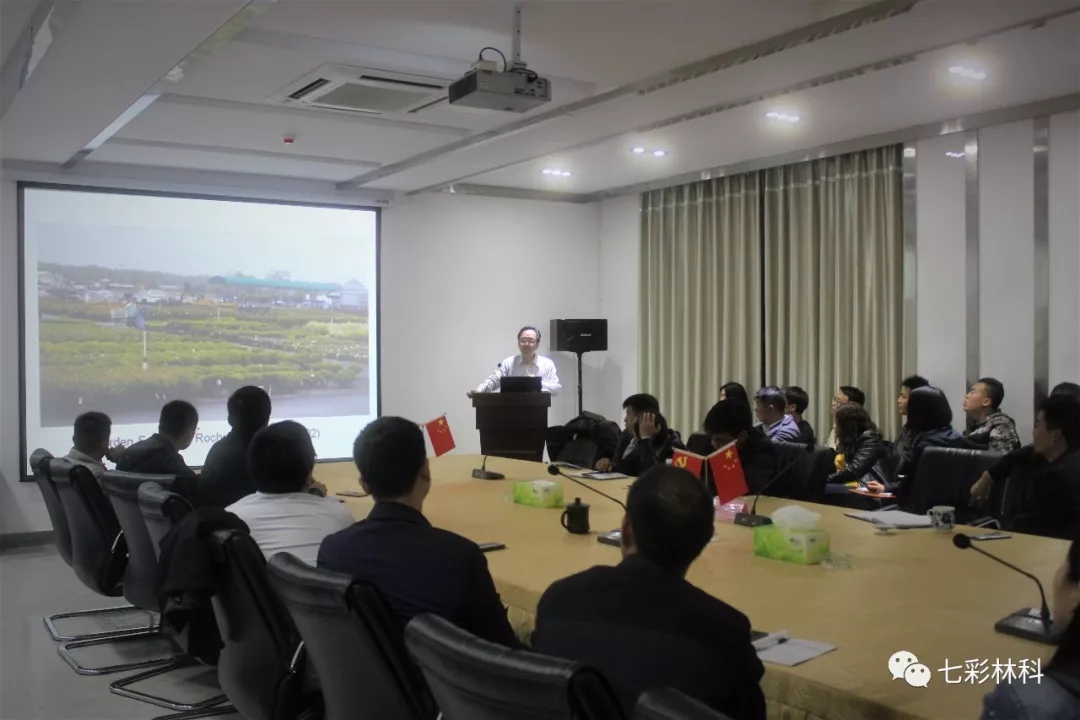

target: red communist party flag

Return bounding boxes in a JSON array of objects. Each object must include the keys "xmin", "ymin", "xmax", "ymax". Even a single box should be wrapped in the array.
[
  {"xmin": 424, "ymin": 415, "xmax": 456, "ymax": 457},
  {"xmin": 708, "ymin": 440, "xmax": 749, "ymax": 504},
  {"xmin": 670, "ymin": 449, "xmax": 705, "ymax": 478}
]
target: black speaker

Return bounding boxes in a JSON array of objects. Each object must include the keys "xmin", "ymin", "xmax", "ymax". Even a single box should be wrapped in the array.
[{"xmin": 549, "ymin": 319, "xmax": 607, "ymax": 354}]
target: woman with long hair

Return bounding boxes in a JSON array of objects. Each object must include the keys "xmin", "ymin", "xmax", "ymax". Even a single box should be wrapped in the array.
[
  {"xmin": 826, "ymin": 403, "xmax": 888, "ymax": 487},
  {"xmin": 719, "ymin": 382, "xmax": 749, "ymax": 407},
  {"xmin": 981, "ymin": 537, "xmax": 1080, "ymax": 718},
  {"xmin": 866, "ymin": 386, "xmax": 963, "ymax": 495}
]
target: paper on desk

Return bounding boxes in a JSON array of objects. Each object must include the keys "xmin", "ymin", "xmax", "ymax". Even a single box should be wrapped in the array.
[
  {"xmin": 845, "ymin": 510, "xmax": 932, "ymax": 528},
  {"xmin": 756, "ymin": 638, "xmax": 836, "ymax": 667},
  {"xmin": 582, "ymin": 471, "xmax": 630, "ymax": 480}
]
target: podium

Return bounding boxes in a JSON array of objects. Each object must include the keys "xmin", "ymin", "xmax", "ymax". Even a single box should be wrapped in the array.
[{"xmin": 472, "ymin": 393, "xmax": 552, "ymax": 462}]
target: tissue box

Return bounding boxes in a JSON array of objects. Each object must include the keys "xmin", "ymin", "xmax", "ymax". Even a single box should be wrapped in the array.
[
  {"xmin": 753, "ymin": 525, "xmax": 831, "ymax": 565},
  {"xmin": 512, "ymin": 480, "xmax": 564, "ymax": 508}
]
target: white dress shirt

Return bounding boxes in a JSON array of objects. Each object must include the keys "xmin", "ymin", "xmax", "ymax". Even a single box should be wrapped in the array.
[
  {"xmin": 474, "ymin": 354, "xmax": 561, "ymax": 395},
  {"xmin": 64, "ymin": 448, "xmax": 106, "ymax": 482},
  {"xmin": 226, "ymin": 491, "xmax": 355, "ymax": 566}
]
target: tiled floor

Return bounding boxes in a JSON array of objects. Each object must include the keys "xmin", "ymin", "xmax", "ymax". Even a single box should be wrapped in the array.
[{"xmin": 0, "ymin": 544, "xmax": 228, "ymax": 720}]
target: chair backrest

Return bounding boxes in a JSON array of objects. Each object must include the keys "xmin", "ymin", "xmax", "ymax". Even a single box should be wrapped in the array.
[
  {"xmin": 29, "ymin": 449, "xmax": 73, "ymax": 567},
  {"xmin": 907, "ymin": 447, "xmax": 1002, "ymax": 515},
  {"xmin": 49, "ymin": 460, "xmax": 125, "ymax": 596},
  {"xmin": 767, "ymin": 442, "xmax": 813, "ymax": 500},
  {"xmin": 267, "ymin": 553, "xmax": 437, "ymax": 720},
  {"xmin": 404, "ymin": 613, "xmax": 625, "ymax": 720},
  {"xmin": 101, "ymin": 471, "xmax": 176, "ymax": 610},
  {"xmin": 633, "ymin": 688, "xmax": 733, "ymax": 720},
  {"xmin": 207, "ymin": 530, "xmax": 318, "ymax": 720},
  {"xmin": 138, "ymin": 481, "xmax": 193, "ymax": 559},
  {"xmin": 800, "ymin": 446, "xmax": 838, "ymax": 503}
]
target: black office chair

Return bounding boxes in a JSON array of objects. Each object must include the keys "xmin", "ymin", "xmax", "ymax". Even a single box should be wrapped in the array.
[
  {"xmin": 906, "ymin": 446, "xmax": 1002, "ymax": 517},
  {"xmin": 405, "ymin": 613, "xmax": 625, "ymax": 720},
  {"xmin": 208, "ymin": 531, "xmax": 320, "ymax": 720},
  {"xmin": 267, "ymin": 552, "xmax": 436, "ymax": 720},
  {"xmin": 139, "ymin": 481, "xmax": 194, "ymax": 559},
  {"xmin": 102, "ymin": 471, "xmax": 227, "ymax": 712},
  {"xmin": 767, "ymin": 442, "xmax": 814, "ymax": 500},
  {"xmin": 634, "ymin": 688, "xmax": 734, "ymax": 720},
  {"xmin": 51, "ymin": 461, "xmax": 177, "ymax": 675},
  {"xmin": 29, "ymin": 450, "xmax": 143, "ymax": 641}
]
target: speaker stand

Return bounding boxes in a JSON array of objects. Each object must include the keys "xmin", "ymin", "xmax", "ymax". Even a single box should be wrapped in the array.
[{"xmin": 575, "ymin": 351, "xmax": 584, "ymax": 416}]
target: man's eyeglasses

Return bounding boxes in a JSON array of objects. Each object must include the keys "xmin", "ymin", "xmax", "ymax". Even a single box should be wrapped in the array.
[{"xmin": 519, "ymin": 338, "xmax": 538, "ymax": 345}]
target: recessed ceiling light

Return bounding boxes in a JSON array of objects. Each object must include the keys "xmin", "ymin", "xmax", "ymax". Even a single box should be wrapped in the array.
[
  {"xmin": 542, "ymin": 169, "xmax": 553, "ymax": 175},
  {"xmin": 945, "ymin": 151, "xmax": 966, "ymax": 158},
  {"xmin": 631, "ymin": 147, "xmax": 646, "ymax": 154},
  {"xmin": 948, "ymin": 65, "xmax": 987, "ymax": 81},
  {"xmin": 560, "ymin": 171, "xmax": 572, "ymax": 177},
  {"xmin": 903, "ymin": 148, "xmax": 916, "ymax": 158},
  {"xmin": 653, "ymin": 150, "xmax": 667, "ymax": 157},
  {"xmin": 766, "ymin": 111, "xmax": 801, "ymax": 123},
  {"xmin": 543, "ymin": 168, "xmax": 573, "ymax": 177}
]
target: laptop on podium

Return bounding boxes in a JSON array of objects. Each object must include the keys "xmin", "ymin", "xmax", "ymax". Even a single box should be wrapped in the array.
[{"xmin": 501, "ymin": 376, "xmax": 542, "ymax": 393}]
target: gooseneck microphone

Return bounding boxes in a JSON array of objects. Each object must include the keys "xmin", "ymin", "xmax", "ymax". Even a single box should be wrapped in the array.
[
  {"xmin": 471, "ymin": 455, "xmax": 504, "ymax": 480},
  {"xmin": 953, "ymin": 533, "xmax": 1052, "ymax": 635},
  {"xmin": 548, "ymin": 465, "xmax": 627, "ymax": 510},
  {"xmin": 734, "ymin": 445, "xmax": 812, "ymax": 528}
]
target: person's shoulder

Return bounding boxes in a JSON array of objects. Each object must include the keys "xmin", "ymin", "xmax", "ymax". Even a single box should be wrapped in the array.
[
  {"xmin": 681, "ymin": 580, "xmax": 753, "ymax": 631},
  {"xmin": 428, "ymin": 524, "xmax": 483, "ymax": 554},
  {"xmin": 541, "ymin": 565, "xmax": 617, "ymax": 603},
  {"xmin": 982, "ymin": 676, "xmax": 1079, "ymax": 720}
]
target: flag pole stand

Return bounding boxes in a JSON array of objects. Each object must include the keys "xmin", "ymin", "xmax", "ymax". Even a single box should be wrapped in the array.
[{"xmin": 575, "ymin": 351, "xmax": 584, "ymax": 416}]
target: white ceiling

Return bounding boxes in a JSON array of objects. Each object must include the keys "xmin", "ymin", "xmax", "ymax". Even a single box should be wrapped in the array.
[{"xmin": 1, "ymin": 0, "xmax": 1078, "ymax": 200}]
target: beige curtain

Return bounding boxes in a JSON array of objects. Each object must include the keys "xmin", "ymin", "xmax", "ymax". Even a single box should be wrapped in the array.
[
  {"xmin": 639, "ymin": 174, "xmax": 761, "ymax": 437},
  {"xmin": 763, "ymin": 146, "xmax": 903, "ymax": 441}
]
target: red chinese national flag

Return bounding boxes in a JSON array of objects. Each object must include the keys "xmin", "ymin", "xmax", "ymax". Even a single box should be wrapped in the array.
[
  {"xmin": 424, "ymin": 415, "xmax": 456, "ymax": 457},
  {"xmin": 670, "ymin": 449, "xmax": 704, "ymax": 478},
  {"xmin": 708, "ymin": 441, "xmax": 749, "ymax": 504}
]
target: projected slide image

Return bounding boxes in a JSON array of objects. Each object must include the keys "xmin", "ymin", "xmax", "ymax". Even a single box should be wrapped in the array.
[
  {"xmin": 36, "ymin": 267, "xmax": 370, "ymax": 426},
  {"xmin": 22, "ymin": 186, "xmax": 380, "ymax": 468}
]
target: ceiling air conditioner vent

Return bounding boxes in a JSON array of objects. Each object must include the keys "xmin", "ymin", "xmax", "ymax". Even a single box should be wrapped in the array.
[{"xmin": 269, "ymin": 64, "xmax": 450, "ymax": 115}]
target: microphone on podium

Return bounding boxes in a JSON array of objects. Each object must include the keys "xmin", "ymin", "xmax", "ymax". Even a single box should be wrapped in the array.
[
  {"xmin": 952, "ymin": 532, "xmax": 1059, "ymax": 645},
  {"xmin": 733, "ymin": 445, "xmax": 811, "ymax": 527},
  {"xmin": 548, "ymin": 465, "xmax": 626, "ymax": 547}
]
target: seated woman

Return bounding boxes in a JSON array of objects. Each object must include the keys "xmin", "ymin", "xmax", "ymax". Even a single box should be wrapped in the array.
[
  {"xmin": 703, "ymin": 399, "xmax": 776, "ymax": 495},
  {"xmin": 719, "ymin": 381, "xmax": 749, "ymax": 407},
  {"xmin": 980, "ymin": 536, "xmax": 1080, "ymax": 719},
  {"xmin": 866, "ymin": 386, "xmax": 963, "ymax": 499},
  {"xmin": 824, "ymin": 403, "xmax": 888, "ymax": 498}
]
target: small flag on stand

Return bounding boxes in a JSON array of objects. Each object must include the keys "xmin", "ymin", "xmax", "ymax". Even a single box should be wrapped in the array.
[
  {"xmin": 708, "ymin": 440, "xmax": 749, "ymax": 504},
  {"xmin": 424, "ymin": 414, "xmax": 456, "ymax": 457},
  {"xmin": 670, "ymin": 449, "xmax": 706, "ymax": 478}
]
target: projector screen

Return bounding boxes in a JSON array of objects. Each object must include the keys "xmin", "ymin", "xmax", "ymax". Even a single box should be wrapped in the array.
[{"xmin": 20, "ymin": 185, "xmax": 379, "ymax": 472}]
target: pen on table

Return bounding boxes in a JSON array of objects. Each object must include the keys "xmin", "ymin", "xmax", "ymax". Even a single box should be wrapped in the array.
[{"xmin": 752, "ymin": 630, "xmax": 791, "ymax": 651}]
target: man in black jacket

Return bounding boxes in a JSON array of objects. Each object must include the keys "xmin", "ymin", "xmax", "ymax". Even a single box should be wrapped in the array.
[
  {"xmin": 532, "ymin": 465, "xmax": 765, "ymax": 719},
  {"xmin": 703, "ymin": 399, "xmax": 776, "ymax": 495},
  {"xmin": 195, "ymin": 386, "xmax": 271, "ymax": 508},
  {"xmin": 117, "ymin": 400, "xmax": 199, "ymax": 499},
  {"xmin": 594, "ymin": 394, "xmax": 684, "ymax": 476},
  {"xmin": 318, "ymin": 416, "xmax": 519, "ymax": 648}
]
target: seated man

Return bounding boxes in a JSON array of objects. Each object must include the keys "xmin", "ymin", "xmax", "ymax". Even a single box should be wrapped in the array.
[
  {"xmin": 971, "ymin": 382, "xmax": 1080, "ymax": 508},
  {"xmin": 782, "ymin": 386, "xmax": 815, "ymax": 446},
  {"xmin": 753, "ymin": 387, "xmax": 800, "ymax": 443},
  {"xmin": 318, "ymin": 417, "xmax": 518, "ymax": 647},
  {"xmin": 226, "ymin": 421, "xmax": 353, "ymax": 565},
  {"xmin": 197, "ymin": 386, "xmax": 272, "ymax": 508},
  {"xmin": 117, "ymin": 400, "xmax": 199, "ymax": 497},
  {"xmin": 704, "ymin": 399, "xmax": 777, "ymax": 495},
  {"xmin": 980, "ymin": 396, "xmax": 1080, "ymax": 539},
  {"xmin": 825, "ymin": 385, "xmax": 865, "ymax": 448},
  {"xmin": 595, "ymin": 394, "xmax": 684, "ymax": 476},
  {"xmin": 532, "ymin": 466, "xmax": 765, "ymax": 719},
  {"xmin": 63, "ymin": 411, "xmax": 125, "ymax": 483},
  {"xmin": 962, "ymin": 377, "xmax": 1021, "ymax": 454}
]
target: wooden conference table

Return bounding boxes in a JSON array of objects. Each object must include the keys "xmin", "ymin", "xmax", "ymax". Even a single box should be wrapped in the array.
[{"xmin": 318, "ymin": 454, "xmax": 1067, "ymax": 720}]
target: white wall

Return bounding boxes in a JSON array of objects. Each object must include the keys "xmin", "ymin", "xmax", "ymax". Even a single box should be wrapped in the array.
[
  {"xmin": 0, "ymin": 177, "xmax": 606, "ymax": 535},
  {"xmin": 380, "ymin": 193, "xmax": 602, "ymax": 453},
  {"xmin": 1049, "ymin": 111, "xmax": 1080, "ymax": 388},
  {"xmin": 596, "ymin": 195, "xmax": 640, "ymax": 417},
  {"xmin": 914, "ymin": 111, "xmax": 1080, "ymax": 440}
]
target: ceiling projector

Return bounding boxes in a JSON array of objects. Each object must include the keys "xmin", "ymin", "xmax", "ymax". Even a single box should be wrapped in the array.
[{"xmin": 448, "ymin": 68, "xmax": 551, "ymax": 113}]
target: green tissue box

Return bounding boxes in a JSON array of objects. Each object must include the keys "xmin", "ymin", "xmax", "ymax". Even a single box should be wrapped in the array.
[
  {"xmin": 512, "ymin": 480, "xmax": 564, "ymax": 509},
  {"xmin": 753, "ymin": 525, "xmax": 831, "ymax": 565}
]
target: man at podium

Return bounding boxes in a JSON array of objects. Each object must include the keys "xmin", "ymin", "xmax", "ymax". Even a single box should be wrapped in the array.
[{"xmin": 467, "ymin": 326, "xmax": 561, "ymax": 397}]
